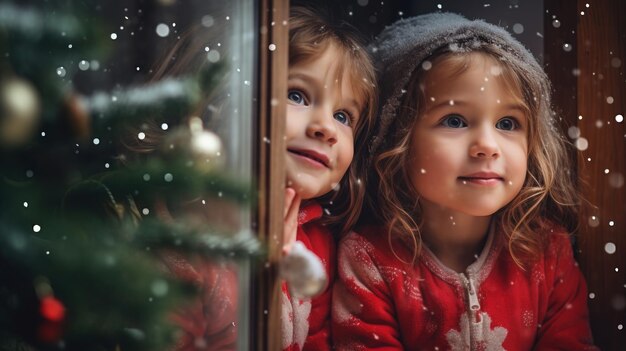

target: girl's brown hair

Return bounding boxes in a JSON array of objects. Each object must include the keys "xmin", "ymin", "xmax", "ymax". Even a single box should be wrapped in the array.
[
  {"xmin": 289, "ymin": 6, "xmax": 378, "ymax": 235},
  {"xmin": 120, "ymin": 23, "xmax": 230, "ymax": 158},
  {"xmin": 366, "ymin": 43, "xmax": 579, "ymax": 268}
]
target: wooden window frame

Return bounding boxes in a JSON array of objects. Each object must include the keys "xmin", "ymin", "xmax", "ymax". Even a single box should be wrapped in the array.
[
  {"xmin": 255, "ymin": 0, "xmax": 289, "ymax": 350},
  {"xmin": 575, "ymin": 0, "xmax": 625, "ymax": 349},
  {"xmin": 545, "ymin": 0, "xmax": 625, "ymax": 348}
]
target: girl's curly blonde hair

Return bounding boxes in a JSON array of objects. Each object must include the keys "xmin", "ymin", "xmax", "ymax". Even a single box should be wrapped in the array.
[{"xmin": 364, "ymin": 43, "xmax": 579, "ymax": 269}]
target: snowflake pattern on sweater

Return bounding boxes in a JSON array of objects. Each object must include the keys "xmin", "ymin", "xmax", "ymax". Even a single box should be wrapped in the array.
[
  {"xmin": 332, "ymin": 224, "xmax": 598, "ymax": 351},
  {"xmin": 446, "ymin": 313, "xmax": 507, "ymax": 351},
  {"xmin": 282, "ymin": 286, "xmax": 311, "ymax": 350}
]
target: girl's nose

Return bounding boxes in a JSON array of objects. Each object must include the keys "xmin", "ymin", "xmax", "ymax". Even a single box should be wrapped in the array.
[
  {"xmin": 307, "ymin": 108, "xmax": 338, "ymax": 145},
  {"xmin": 469, "ymin": 127, "xmax": 500, "ymax": 158}
]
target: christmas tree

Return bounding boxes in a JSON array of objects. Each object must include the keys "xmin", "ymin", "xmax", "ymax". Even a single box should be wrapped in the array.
[{"xmin": 0, "ymin": 1, "xmax": 259, "ymax": 350}]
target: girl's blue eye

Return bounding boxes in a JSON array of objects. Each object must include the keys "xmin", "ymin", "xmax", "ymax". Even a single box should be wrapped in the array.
[
  {"xmin": 441, "ymin": 114, "xmax": 467, "ymax": 128},
  {"xmin": 287, "ymin": 90, "xmax": 306, "ymax": 105},
  {"xmin": 496, "ymin": 117, "xmax": 519, "ymax": 131},
  {"xmin": 334, "ymin": 111, "xmax": 351, "ymax": 126}
]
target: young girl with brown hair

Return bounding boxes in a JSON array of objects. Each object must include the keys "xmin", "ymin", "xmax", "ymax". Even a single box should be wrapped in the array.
[
  {"xmin": 332, "ymin": 13, "xmax": 597, "ymax": 350},
  {"xmin": 280, "ymin": 6, "xmax": 377, "ymax": 351}
]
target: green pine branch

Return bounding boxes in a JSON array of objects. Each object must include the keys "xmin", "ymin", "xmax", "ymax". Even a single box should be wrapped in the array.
[{"xmin": 0, "ymin": 222, "xmax": 194, "ymax": 351}]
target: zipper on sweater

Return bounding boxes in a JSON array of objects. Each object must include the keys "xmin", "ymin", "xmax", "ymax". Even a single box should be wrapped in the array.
[
  {"xmin": 460, "ymin": 273, "xmax": 481, "ymax": 313},
  {"xmin": 460, "ymin": 273, "xmax": 483, "ymax": 350}
]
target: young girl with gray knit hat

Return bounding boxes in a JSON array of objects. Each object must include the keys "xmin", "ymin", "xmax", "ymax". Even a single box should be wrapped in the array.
[{"xmin": 331, "ymin": 13, "xmax": 597, "ymax": 350}]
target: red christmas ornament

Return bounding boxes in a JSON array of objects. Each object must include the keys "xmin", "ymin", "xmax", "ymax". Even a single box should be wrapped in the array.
[
  {"xmin": 40, "ymin": 296, "xmax": 65, "ymax": 322},
  {"xmin": 37, "ymin": 297, "xmax": 66, "ymax": 343}
]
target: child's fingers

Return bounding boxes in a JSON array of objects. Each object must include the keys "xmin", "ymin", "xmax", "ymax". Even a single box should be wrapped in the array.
[
  {"xmin": 284, "ymin": 187, "xmax": 296, "ymax": 217},
  {"xmin": 283, "ymin": 193, "xmax": 301, "ymax": 255},
  {"xmin": 289, "ymin": 194, "xmax": 301, "ymax": 227},
  {"xmin": 284, "ymin": 195, "xmax": 300, "ymax": 248}
]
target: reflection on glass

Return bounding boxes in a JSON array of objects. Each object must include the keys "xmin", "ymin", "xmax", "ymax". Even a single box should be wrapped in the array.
[{"xmin": 0, "ymin": 1, "xmax": 256, "ymax": 350}]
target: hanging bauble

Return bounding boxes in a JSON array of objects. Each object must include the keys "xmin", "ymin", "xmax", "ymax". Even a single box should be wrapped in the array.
[
  {"xmin": 0, "ymin": 76, "xmax": 41, "ymax": 147},
  {"xmin": 161, "ymin": 116, "xmax": 224, "ymax": 172},
  {"xmin": 280, "ymin": 241, "xmax": 328, "ymax": 298},
  {"xmin": 37, "ymin": 296, "xmax": 66, "ymax": 343},
  {"xmin": 39, "ymin": 296, "xmax": 66, "ymax": 322}
]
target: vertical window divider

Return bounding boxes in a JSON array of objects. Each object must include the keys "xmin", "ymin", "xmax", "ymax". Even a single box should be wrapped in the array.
[{"xmin": 255, "ymin": 0, "xmax": 289, "ymax": 350}]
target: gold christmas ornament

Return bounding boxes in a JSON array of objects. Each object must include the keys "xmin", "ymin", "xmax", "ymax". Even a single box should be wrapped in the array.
[
  {"xmin": 0, "ymin": 77, "xmax": 41, "ymax": 147},
  {"xmin": 162, "ymin": 116, "xmax": 224, "ymax": 172}
]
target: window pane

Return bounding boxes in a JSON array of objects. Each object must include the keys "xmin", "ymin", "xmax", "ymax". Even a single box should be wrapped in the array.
[{"xmin": 0, "ymin": 1, "xmax": 257, "ymax": 350}]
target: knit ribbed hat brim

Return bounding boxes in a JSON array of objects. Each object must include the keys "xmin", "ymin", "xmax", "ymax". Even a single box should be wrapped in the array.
[{"xmin": 367, "ymin": 12, "xmax": 547, "ymax": 154}]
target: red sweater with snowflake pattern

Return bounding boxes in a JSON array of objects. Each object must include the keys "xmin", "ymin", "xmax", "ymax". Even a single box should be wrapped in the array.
[
  {"xmin": 282, "ymin": 201, "xmax": 335, "ymax": 351},
  {"xmin": 161, "ymin": 252, "xmax": 239, "ymax": 351},
  {"xmin": 332, "ymin": 224, "xmax": 598, "ymax": 351}
]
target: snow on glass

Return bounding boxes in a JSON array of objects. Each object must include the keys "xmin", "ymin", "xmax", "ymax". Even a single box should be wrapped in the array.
[
  {"xmin": 575, "ymin": 137, "xmax": 588, "ymax": 151},
  {"xmin": 604, "ymin": 242, "xmax": 616, "ymax": 255},
  {"xmin": 588, "ymin": 216, "xmax": 600, "ymax": 228},
  {"xmin": 608, "ymin": 173, "xmax": 624, "ymax": 188},
  {"xmin": 611, "ymin": 58, "xmax": 621, "ymax": 68},
  {"xmin": 78, "ymin": 60, "xmax": 89, "ymax": 71},
  {"xmin": 156, "ymin": 23, "xmax": 170, "ymax": 37},
  {"xmin": 56, "ymin": 67, "xmax": 66, "ymax": 77},
  {"xmin": 151, "ymin": 279, "xmax": 169, "ymax": 296},
  {"xmin": 569, "ymin": 122, "xmax": 585, "ymax": 147},
  {"xmin": 207, "ymin": 50, "xmax": 220, "ymax": 63},
  {"xmin": 201, "ymin": 15, "xmax": 215, "ymax": 27}
]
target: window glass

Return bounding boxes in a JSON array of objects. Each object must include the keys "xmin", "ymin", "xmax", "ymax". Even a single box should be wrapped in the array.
[{"xmin": 0, "ymin": 0, "xmax": 257, "ymax": 350}]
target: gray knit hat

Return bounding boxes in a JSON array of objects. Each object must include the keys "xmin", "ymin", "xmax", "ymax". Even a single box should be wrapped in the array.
[{"xmin": 368, "ymin": 12, "xmax": 549, "ymax": 154}]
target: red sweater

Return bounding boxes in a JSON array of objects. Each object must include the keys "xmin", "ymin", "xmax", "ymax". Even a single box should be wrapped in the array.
[
  {"xmin": 282, "ymin": 201, "xmax": 335, "ymax": 351},
  {"xmin": 162, "ymin": 252, "xmax": 238, "ymax": 351},
  {"xmin": 332, "ymin": 224, "xmax": 598, "ymax": 350}
]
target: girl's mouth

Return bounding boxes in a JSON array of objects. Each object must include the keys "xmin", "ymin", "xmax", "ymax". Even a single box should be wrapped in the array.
[
  {"xmin": 458, "ymin": 173, "xmax": 504, "ymax": 185},
  {"xmin": 288, "ymin": 148, "xmax": 330, "ymax": 168}
]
